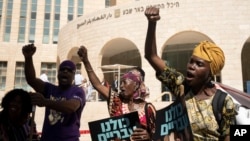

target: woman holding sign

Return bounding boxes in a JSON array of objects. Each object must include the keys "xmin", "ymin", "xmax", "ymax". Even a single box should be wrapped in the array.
[
  {"xmin": 144, "ymin": 7, "xmax": 237, "ymax": 141},
  {"xmin": 78, "ymin": 46, "xmax": 156, "ymax": 141}
]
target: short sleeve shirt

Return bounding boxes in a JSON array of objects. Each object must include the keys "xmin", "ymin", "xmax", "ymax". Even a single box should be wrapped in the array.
[{"xmin": 41, "ymin": 83, "xmax": 85, "ymax": 141}]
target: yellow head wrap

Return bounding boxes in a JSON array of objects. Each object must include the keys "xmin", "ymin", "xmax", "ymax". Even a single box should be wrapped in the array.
[{"xmin": 192, "ymin": 41, "xmax": 225, "ymax": 75}]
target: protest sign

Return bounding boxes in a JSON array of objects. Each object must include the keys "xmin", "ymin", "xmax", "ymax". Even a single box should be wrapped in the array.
[
  {"xmin": 88, "ymin": 111, "xmax": 140, "ymax": 141},
  {"xmin": 153, "ymin": 99, "xmax": 194, "ymax": 141}
]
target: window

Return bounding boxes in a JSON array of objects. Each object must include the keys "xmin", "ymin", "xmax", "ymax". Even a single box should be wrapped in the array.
[
  {"xmin": 54, "ymin": 13, "xmax": 60, "ymax": 20},
  {"xmin": 0, "ymin": 0, "xmax": 3, "ymax": 27},
  {"xmin": 44, "ymin": 13, "xmax": 50, "ymax": 19},
  {"xmin": 41, "ymin": 63, "xmax": 57, "ymax": 84},
  {"xmin": 7, "ymin": 1, "xmax": 13, "ymax": 11},
  {"xmin": 105, "ymin": 0, "xmax": 110, "ymax": 8},
  {"xmin": 53, "ymin": 20, "xmax": 59, "ymax": 28},
  {"xmin": 55, "ymin": 0, "xmax": 60, "ymax": 5},
  {"xmin": 29, "ymin": 20, "xmax": 36, "ymax": 43},
  {"xmin": 0, "ymin": 62, "xmax": 7, "ymax": 90},
  {"xmin": 18, "ymin": 0, "xmax": 28, "ymax": 43},
  {"xmin": 31, "ymin": 1, "xmax": 37, "ymax": 11},
  {"xmin": 14, "ymin": 62, "xmax": 31, "ymax": 91},
  {"xmin": 45, "ymin": 0, "xmax": 51, "ymax": 12},
  {"xmin": 31, "ymin": 12, "xmax": 36, "ymax": 19},
  {"xmin": 54, "ymin": 0, "xmax": 61, "ymax": 14},
  {"xmin": 105, "ymin": 0, "xmax": 116, "ymax": 7},
  {"xmin": 77, "ymin": 0, "xmax": 84, "ymax": 17},
  {"xmin": 67, "ymin": 15, "xmax": 73, "ymax": 21},
  {"xmin": 53, "ymin": 28, "xmax": 59, "ymax": 44},
  {"xmin": 67, "ymin": 0, "xmax": 74, "ymax": 21},
  {"xmin": 53, "ymin": 0, "xmax": 61, "ymax": 44},
  {"xmin": 3, "ymin": 0, "xmax": 13, "ymax": 42},
  {"xmin": 42, "ymin": 37, "xmax": 49, "ymax": 43},
  {"xmin": 5, "ymin": 26, "xmax": 11, "ymax": 33},
  {"xmin": 29, "ymin": 0, "xmax": 37, "ymax": 43},
  {"xmin": 21, "ymin": 3, "xmax": 27, "ymax": 11},
  {"xmin": 43, "ymin": 0, "xmax": 52, "ymax": 44},
  {"xmin": 76, "ymin": 63, "xmax": 81, "ymax": 72}
]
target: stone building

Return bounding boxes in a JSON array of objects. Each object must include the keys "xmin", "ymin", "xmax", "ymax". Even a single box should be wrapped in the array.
[
  {"xmin": 57, "ymin": 1, "xmax": 250, "ymax": 139},
  {"xmin": 0, "ymin": 0, "xmax": 134, "ymax": 95},
  {"xmin": 58, "ymin": 0, "xmax": 250, "ymax": 98},
  {"xmin": 0, "ymin": 0, "xmax": 249, "ymax": 140}
]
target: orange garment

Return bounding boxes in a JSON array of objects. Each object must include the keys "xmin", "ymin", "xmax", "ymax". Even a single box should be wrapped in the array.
[{"xmin": 192, "ymin": 40, "xmax": 225, "ymax": 75}]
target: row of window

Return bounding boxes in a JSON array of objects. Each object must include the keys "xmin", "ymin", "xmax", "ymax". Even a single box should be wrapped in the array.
[
  {"xmin": 0, "ymin": 61, "xmax": 57, "ymax": 91},
  {"xmin": 0, "ymin": 61, "xmax": 82, "ymax": 91},
  {"xmin": 0, "ymin": 0, "xmax": 84, "ymax": 44}
]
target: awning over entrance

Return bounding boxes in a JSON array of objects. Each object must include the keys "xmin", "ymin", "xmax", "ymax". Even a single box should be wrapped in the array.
[{"xmin": 99, "ymin": 64, "xmax": 136, "ymax": 92}]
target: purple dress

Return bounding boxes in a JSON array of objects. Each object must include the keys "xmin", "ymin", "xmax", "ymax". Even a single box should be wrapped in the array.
[{"xmin": 40, "ymin": 83, "xmax": 85, "ymax": 141}]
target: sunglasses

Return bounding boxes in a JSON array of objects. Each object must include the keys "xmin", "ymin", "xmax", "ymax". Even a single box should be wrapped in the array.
[{"xmin": 59, "ymin": 67, "xmax": 75, "ymax": 73}]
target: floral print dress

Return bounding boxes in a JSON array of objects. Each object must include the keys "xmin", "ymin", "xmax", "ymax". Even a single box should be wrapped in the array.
[
  {"xmin": 156, "ymin": 67, "xmax": 236, "ymax": 141},
  {"xmin": 108, "ymin": 90, "xmax": 156, "ymax": 138}
]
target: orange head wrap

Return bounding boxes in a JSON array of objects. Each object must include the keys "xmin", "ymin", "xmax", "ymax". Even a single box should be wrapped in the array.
[{"xmin": 192, "ymin": 41, "xmax": 225, "ymax": 75}]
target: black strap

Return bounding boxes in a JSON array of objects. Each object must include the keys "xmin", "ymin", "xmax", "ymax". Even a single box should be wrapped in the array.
[
  {"xmin": 212, "ymin": 89, "xmax": 227, "ymax": 125},
  {"xmin": 144, "ymin": 102, "xmax": 150, "ymax": 132},
  {"xmin": 144, "ymin": 102, "xmax": 156, "ymax": 135}
]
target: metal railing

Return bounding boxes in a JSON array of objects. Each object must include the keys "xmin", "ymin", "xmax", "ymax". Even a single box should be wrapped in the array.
[
  {"xmin": 86, "ymin": 90, "xmax": 173, "ymax": 102},
  {"xmin": 86, "ymin": 90, "xmax": 99, "ymax": 102},
  {"xmin": 152, "ymin": 91, "xmax": 173, "ymax": 102}
]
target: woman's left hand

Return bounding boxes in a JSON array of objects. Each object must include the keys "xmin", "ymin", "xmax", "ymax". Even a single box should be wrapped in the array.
[{"xmin": 130, "ymin": 127, "xmax": 150, "ymax": 141}]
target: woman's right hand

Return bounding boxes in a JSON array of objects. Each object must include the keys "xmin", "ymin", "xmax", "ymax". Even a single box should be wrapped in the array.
[
  {"xmin": 144, "ymin": 6, "xmax": 161, "ymax": 22},
  {"xmin": 22, "ymin": 44, "xmax": 36, "ymax": 57},
  {"xmin": 77, "ymin": 45, "xmax": 88, "ymax": 62},
  {"xmin": 130, "ymin": 127, "xmax": 150, "ymax": 141}
]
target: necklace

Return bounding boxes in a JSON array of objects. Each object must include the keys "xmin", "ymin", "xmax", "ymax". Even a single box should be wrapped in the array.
[{"xmin": 195, "ymin": 89, "xmax": 214, "ymax": 101}]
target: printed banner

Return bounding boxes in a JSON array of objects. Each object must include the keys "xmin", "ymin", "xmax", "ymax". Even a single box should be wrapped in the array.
[
  {"xmin": 88, "ymin": 111, "xmax": 140, "ymax": 141},
  {"xmin": 153, "ymin": 99, "xmax": 194, "ymax": 141}
]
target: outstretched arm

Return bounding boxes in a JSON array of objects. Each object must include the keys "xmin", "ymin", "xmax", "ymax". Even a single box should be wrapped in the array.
[
  {"xmin": 78, "ymin": 46, "xmax": 110, "ymax": 99},
  {"xmin": 29, "ymin": 92, "xmax": 81, "ymax": 114},
  {"xmin": 144, "ymin": 7, "xmax": 166, "ymax": 72},
  {"xmin": 22, "ymin": 44, "xmax": 45, "ymax": 93}
]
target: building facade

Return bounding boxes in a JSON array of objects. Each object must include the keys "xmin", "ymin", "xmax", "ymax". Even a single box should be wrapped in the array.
[
  {"xmin": 0, "ymin": 0, "xmax": 249, "ymax": 99},
  {"xmin": 58, "ymin": 0, "xmax": 250, "ymax": 99},
  {"xmin": 0, "ymin": 0, "xmax": 250, "ymax": 140},
  {"xmin": 0, "ymin": 0, "xmax": 131, "ymax": 95}
]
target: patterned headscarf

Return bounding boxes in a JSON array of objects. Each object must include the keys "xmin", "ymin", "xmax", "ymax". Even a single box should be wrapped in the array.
[
  {"xmin": 122, "ymin": 69, "xmax": 148, "ymax": 100},
  {"xmin": 192, "ymin": 41, "xmax": 225, "ymax": 75}
]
